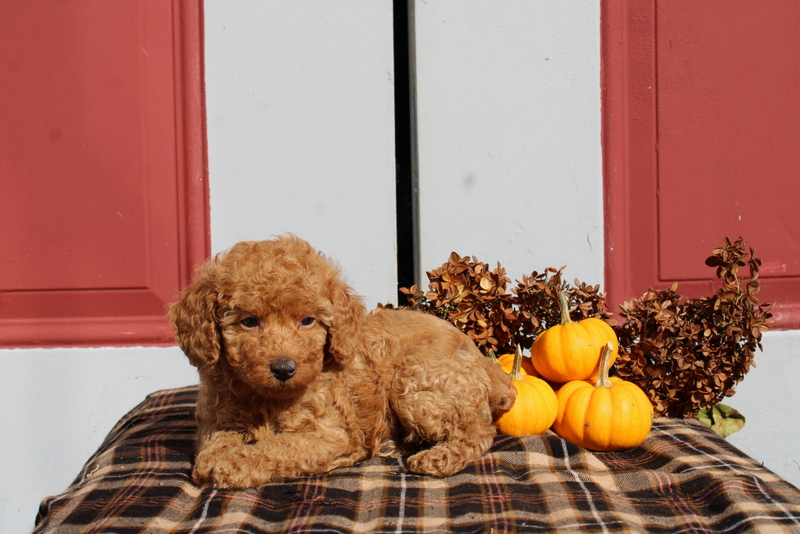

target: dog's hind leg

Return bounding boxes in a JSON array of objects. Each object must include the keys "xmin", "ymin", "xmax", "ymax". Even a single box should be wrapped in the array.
[{"xmin": 389, "ymin": 350, "xmax": 500, "ymax": 477}]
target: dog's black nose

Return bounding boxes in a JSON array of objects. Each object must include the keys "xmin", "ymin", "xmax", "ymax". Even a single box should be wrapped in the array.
[{"xmin": 270, "ymin": 357, "xmax": 297, "ymax": 382}]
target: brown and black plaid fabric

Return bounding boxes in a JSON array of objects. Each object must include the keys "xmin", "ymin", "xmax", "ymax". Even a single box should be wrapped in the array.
[{"xmin": 35, "ymin": 386, "xmax": 800, "ymax": 533}]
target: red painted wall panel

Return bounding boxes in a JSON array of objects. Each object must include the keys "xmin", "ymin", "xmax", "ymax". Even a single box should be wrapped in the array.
[
  {"xmin": 603, "ymin": 0, "xmax": 800, "ymax": 328},
  {"xmin": 657, "ymin": 3, "xmax": 800, "ymax": 283},
  {"xmin": 0, "ymin": 1, "xmax": 209, "ymax": 347}
]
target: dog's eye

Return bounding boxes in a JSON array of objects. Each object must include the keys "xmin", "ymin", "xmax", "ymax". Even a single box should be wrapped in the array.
[
  {"xmin": 299, "ymin": 316, "xmax": 316, "ymax": 327},
  {"xmin": 240, "ymin": 317, "xmax": 260, "ymax": 329}
]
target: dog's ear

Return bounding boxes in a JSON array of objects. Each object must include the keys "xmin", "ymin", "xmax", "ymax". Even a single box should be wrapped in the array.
[
  {"xmin": 325, "ymin": 273, "xmax": 366, "ymax": 366},
  {"xmin": 168, "ymin": 262, "xmax": 222, "ymax": 370}
]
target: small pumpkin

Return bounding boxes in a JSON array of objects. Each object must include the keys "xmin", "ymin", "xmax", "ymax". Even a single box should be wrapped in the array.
[
  {"xmin": 495, "ymin": 350, "xmax": 539, "ymax": 377},
  {"xmin": 531, "ymin": 288, "xmax": 618, "ymax": 383},
  {"xmin": 552, "ymin": 342, "xmax": 653, "ymax": 451},
  {"xmin": 495, "ymin": 346, "xmax": 558, "ymax": 436}
]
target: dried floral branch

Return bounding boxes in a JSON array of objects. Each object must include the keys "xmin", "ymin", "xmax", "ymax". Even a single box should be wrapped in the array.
[
  {"xmin": 387, "ymin": 236, "xmax": 771, "ymax": 421},
  {"xmin": 614, "ymin": 237, "xmax": 773, "ymax": 417},
  {"xmin": 396, "ymin": 253, "xmax": 614, "ymax": 355}
]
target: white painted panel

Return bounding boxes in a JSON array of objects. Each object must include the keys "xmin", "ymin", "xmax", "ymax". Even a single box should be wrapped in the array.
[
  {"xmin": 726, "ymin": 330, "xmax": 800, "ymax": 489},
  {"xmin": 414, "ymin": 0, "xmax": 603, "ymax": 287},
  {"xmin": 0, "ymin": 347, "xmax": 198, "ymax": 534},
  {"xmin": 204, "ymin": 0, "xmax": 398, "ymax": 308}
]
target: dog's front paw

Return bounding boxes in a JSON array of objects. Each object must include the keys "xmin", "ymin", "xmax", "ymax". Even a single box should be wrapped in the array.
[
  {"xmin": 193, "ymin": 431, "xmax": 253, "ymax": 487},
  {"xmin": 207, "ymin": 449, "xmax": 258, "ymax": 489},
  {"xmin": 197, "ymin": 444, "xmax": 275, "ymax": 489},
  {"xmin": 192, "ymin": 454, "xmax": 214, "ymax": 486}
]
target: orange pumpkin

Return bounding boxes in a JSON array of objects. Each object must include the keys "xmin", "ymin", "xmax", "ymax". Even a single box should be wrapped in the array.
[
  {"xmin": 531, "ymin": 288, "xmax": 618, "ymax": 383},
  {"xmin": 495, "ymin": 346, "xmax": 558, "ymax": 436},
  {"xmin": 495, "ymin": 351, "xmax": 539, "ymax": 377},
  {"xmin": 552, "ymin": 342, "xmax": 653, "ymax": 451}
]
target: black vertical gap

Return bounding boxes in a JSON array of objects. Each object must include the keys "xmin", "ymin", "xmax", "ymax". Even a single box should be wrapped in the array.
[{"xmin": 393, "ymin": 0, "xmax": 419, "ymax": 304}]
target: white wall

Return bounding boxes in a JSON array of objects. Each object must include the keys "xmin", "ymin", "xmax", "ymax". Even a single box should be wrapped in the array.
[
  {"xmin": 415, "ymin": 0, "xmax": 604, "ymax": 286},
  {"xmin": 204, "ymin": 0, "xmax": 398, "ymax": 306},
  {"xmin": 0, "ymin": 347, "xmax": 199, "ymax": 534},
  {"xmin": 3, "ymin": 2, "xmax": 798, "ymax": 533},
  {"xmin": 727, "ymin": 330, "xmax": 800, "ymax": 485}
]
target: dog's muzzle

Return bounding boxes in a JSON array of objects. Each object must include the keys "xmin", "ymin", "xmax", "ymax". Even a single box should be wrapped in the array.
[{"xmin": 270, "ymin": 357, "xmax": 297, "ymax": 382}]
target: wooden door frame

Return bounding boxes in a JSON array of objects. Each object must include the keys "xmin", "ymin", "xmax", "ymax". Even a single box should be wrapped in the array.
[
  {"xmin": 602, "ymin": 0, "xmax": 654, "ymax": 319},
  {"xmin": 0, "ymin": 0, "xmax": 209, "ymax": 348},
  {"xmin": 174, "ymin": 0, "xmax": 211, "ymax": 293},
  {"xmin": 601, "ymin": 0, "xmax": 798, "ymax": 329}
]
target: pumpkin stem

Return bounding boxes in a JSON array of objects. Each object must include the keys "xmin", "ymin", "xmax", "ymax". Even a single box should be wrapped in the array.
[
  {"xmin": 487, "ymin": 349, "xmax": 499, "ymax": 364},
  {"xmin": 510, "ymin": 344, "xmax": 525, "ymax": 381},
  {"xmin": 556, "ymin": 286, "xmax": 574, "ymax": 325},
  {"xmin": 594, "ymin": 342, "xmax": 615, "ymax": 389}
]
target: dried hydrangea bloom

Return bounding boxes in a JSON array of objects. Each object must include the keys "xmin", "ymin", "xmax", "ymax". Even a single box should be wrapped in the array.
[
  {"xmin": 614, "ymin": 237, "xmax": 772, "ymax": 417},
  {"xmin": 389, "ymin": 236, "xmax": 771, "ymax": 420}
]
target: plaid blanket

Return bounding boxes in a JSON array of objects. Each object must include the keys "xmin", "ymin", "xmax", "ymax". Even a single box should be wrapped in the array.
[{"xmin": 35, "ymin": 386, "xmax": 800, "ymax": 533}]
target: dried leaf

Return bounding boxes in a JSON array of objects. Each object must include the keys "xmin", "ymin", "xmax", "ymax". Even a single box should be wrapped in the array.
[{"xmin": 695, "ymin": 403, "xmax": 746, "ymax": 438}]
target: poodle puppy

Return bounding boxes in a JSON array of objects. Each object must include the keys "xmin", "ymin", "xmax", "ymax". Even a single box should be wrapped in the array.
[{"xmin": 168, "ymin": 235, "xmax": 516, "ymax": 489}]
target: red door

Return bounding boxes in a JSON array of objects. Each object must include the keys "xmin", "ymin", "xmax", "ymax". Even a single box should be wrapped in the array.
[
  {"xmin": 603, "ymin": 0, "xmax": 800, "ymax": 329},
  {"xmin": 0, "ymin": 1, "xmax": 208, "ymax": 347}
]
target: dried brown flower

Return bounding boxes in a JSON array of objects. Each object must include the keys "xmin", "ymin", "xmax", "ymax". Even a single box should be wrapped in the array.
[
  {"xmin": 385, "ymin": 236, "xmax": 772, "ymax": 421},
  {"xmin": 397, "ymin": 253, "xmax": 614, "ymax": 355},
  {"xmin": 614, "ymin": 237, "xmax": 773, "ymax": 418}
]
